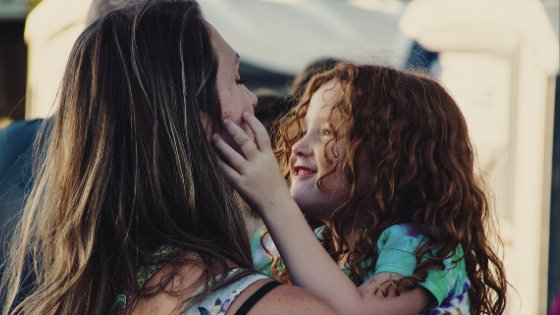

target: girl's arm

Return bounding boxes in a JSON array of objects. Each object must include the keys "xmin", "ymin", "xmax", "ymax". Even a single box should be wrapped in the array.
[{"xmin": 213, "ymin": 113, "xmax": 431, "ymax": 315}]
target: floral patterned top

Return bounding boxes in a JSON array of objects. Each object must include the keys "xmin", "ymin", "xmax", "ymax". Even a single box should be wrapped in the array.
[
  {"xmin": 185, "ymin": 269, "xmax": 269, "ymax": 315},
  {"xmin": 251, "ymin": 223, "xmax": 471, "ymax": 314},
  {"xmin": 111, "ymin": 246, "xmax": 268, "ymax": 315}
]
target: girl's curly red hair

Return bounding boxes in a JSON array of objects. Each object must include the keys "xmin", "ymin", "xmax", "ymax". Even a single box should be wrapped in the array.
[{"xmin": 274, "ymin": 62, "xmax": 507, "ymax": 314}]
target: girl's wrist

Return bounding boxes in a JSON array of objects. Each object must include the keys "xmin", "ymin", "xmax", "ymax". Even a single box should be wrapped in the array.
[{"xmin": 258, "ymin": 195, "xmax": 301, "ymax": 224}]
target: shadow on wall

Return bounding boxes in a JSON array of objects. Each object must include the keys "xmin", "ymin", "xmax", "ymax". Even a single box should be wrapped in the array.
[
  {"xmin": 549, "ymin": 74, "xmax": 560, "ymax": 315},
  {"xmin": 0, "ymin": 19, "xmax": 27, "ymax": 122}
]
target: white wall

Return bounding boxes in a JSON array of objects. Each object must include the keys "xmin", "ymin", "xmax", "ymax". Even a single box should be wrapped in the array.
[{"xmin": 401, "ymin": 0, "xmax": 559, "ymax": 313}]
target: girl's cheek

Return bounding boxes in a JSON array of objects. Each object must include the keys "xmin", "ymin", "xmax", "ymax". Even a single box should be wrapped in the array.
[{"xmin": 325, "ymin": 142, "xmax": 342, "ymax": 160}]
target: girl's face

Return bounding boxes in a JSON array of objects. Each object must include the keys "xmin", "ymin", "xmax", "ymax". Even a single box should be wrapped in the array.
[
  {"xmin": 207, "ymin": 24, "xmax": 258, "ymax": 146},
  {"xmin": 289, "ymin": 80, "xmax": 349, "ymax": 221}
]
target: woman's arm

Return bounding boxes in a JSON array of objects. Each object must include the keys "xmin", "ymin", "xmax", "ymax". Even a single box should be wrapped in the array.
[{"xmin": 213, "ymin": 113, "xmax": 431, "ymax": 315}]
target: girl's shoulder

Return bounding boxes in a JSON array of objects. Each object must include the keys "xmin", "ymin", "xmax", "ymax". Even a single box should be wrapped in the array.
[
  {"xmin": 372, "ymin": 222, "xmax": 468, "ymax": 280},
  {"xmin": 377, "ymin": 223, "xmax": 423, "ymax": 243},
  {"xmin": 369, "ymin": 223, "xmax": 471, "ymax": 314},
  {"xmin": 376, "ymin": 223, "xmax": 465, "ymax": 258}
]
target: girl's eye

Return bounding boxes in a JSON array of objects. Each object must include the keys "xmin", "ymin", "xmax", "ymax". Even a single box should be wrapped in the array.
[{"xmin": 321, "ymin": 128, "xmax": 332, "ymax": 136}]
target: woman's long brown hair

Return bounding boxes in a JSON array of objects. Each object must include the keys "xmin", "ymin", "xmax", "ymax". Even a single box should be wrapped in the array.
[
  {"xmin": 276, "ymin": 63, "xmax": 507, "ymax": 314},
  {"xmin": 1, "ymin": 1, "xmax": 253, "ymax": 314}
]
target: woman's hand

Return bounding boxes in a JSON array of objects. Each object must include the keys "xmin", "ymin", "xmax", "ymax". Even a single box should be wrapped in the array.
[{"xmin": 212, "ymin": 112, "xmax": 292, "ymax": 213}]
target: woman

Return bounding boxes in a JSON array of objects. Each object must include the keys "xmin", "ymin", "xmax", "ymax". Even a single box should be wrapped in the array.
[{"xmin": 0, "ymin": 1, "xmax": 335, "ymax": 314}]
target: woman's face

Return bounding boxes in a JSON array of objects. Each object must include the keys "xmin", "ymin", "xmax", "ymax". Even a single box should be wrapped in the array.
[
  {"xmin": 207, "ymin": 24, "xmax": 258, "ymax": 147},
  {"xmin": 289, "ymin": 80, "xmax": 349, "ymax": 221}
]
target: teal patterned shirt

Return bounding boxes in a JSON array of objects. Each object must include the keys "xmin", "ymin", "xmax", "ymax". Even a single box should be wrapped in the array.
[
  {"xmin": 369, "ymin": 224, "xmax": 470, "ymax": 314},
  {"xmin": 251, "ymin": 223, "xmax": 470, "ymax": 314}
]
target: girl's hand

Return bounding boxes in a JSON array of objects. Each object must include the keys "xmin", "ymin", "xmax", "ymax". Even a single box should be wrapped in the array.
[{"xmin": 212, "ymin": 112, "xmax": 292, "ymax": 213}]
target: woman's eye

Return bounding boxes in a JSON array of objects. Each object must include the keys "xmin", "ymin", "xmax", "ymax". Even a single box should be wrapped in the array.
[
  {"xmin": 236, "ymin": 77, "xmax": 247, "ymax": 85},
  {"xmin": 321, "ymin": 128, "xmax": 332, "ymax": 136}
]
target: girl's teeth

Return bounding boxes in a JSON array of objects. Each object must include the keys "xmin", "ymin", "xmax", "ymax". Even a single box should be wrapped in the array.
[{"xmin": 298, "ymin": 168, "xmax": 313, "ymax": 175}]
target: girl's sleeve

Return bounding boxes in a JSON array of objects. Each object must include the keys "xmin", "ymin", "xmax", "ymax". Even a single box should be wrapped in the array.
[
  {"xmin": 251, "ymin": 226, "xmax": 325, "ymax": 277},
  {"xmin": 251, "ymin": 226, "xmax": 278, "ymax": 276},
  {"xmin": 370, "ymin": 224, "xmax": 466, "ymax": 306}
]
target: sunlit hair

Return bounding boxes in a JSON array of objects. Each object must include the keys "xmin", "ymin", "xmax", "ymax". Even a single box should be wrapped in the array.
[
  {"xmin": 275, "ymin": 62, "xmax": 507, "ymax": 314},
  {"xmin": 1, "ymin": 1, "xmax": 253, "ymax": 314}
]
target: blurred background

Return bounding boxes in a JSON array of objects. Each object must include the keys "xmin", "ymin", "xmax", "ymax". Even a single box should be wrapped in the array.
[{"xmin": 0, "ymin": 0, "xmax": 558, "ymax": 313}]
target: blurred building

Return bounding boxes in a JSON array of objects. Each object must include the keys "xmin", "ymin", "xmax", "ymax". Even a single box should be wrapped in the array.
[
  {"xmin": 22, "ymin": 0, "xmax": 414, "ymax": 118},
  {"xmin": 0, "ymin": 0, "xmax": 28, "ymax": 124}
]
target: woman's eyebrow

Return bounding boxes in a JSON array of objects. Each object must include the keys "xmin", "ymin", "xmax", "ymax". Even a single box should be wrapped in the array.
[{"xmin": 232, "ymin": 53, "xmax": 240, "ymax": 70}]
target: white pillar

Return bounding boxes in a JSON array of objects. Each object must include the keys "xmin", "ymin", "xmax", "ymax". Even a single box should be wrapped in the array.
[{"xmin": 24, "ymin": 0, "xmax": 92, "ymax": 119}]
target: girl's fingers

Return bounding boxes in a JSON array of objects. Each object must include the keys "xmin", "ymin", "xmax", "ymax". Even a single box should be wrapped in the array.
[
  {"xmin": 212, "ymin": 133, "xmax": 246, "ymax": 172},
  {"xmin": 223, "ymin": 118, "xmax": 258, "ymax": 159},
  {"xmin": 215, "ymin": 156, "xmax": 240, "ymax": 182},
  {"xmin": 242, "ymin": 113, "xmax": 272, "ymax": 151}
]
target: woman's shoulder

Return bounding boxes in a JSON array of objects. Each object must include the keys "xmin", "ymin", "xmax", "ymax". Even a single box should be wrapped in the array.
[
  {"xmin": 256, "ymin": 283, "xmax": 337, "ymax": 314},
  {"xmin": 131, "ymin": 259, "xmax": 335, "ymax": 315},
  {"xmin": 225, "ymin": 280, "xmax": 336, "ymax": 315}
]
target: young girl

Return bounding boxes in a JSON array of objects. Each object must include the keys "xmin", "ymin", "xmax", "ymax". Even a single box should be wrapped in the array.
[{"xmin": 213, "ymin": 62, "xmax": 508, "ymax": 314}]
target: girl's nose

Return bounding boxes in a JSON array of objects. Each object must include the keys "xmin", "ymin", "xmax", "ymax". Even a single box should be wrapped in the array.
[{"xmin": 292, "ymin": 135, "xmax": 313, "ymax": 157}]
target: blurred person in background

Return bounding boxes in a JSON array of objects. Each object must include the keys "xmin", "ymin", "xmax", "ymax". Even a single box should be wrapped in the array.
[
  {"xmin": 254, "ymin": 58, "xmax": 343, "ymax": 140},
  {"xmin": 288, "ymin": 57, "xmax": 343, "ymax": 104}
]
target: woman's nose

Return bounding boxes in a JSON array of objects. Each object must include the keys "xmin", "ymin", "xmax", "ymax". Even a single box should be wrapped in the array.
[{"xmin": 247, "ymin": 88, "xmax": 258, "ymax": 109}]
